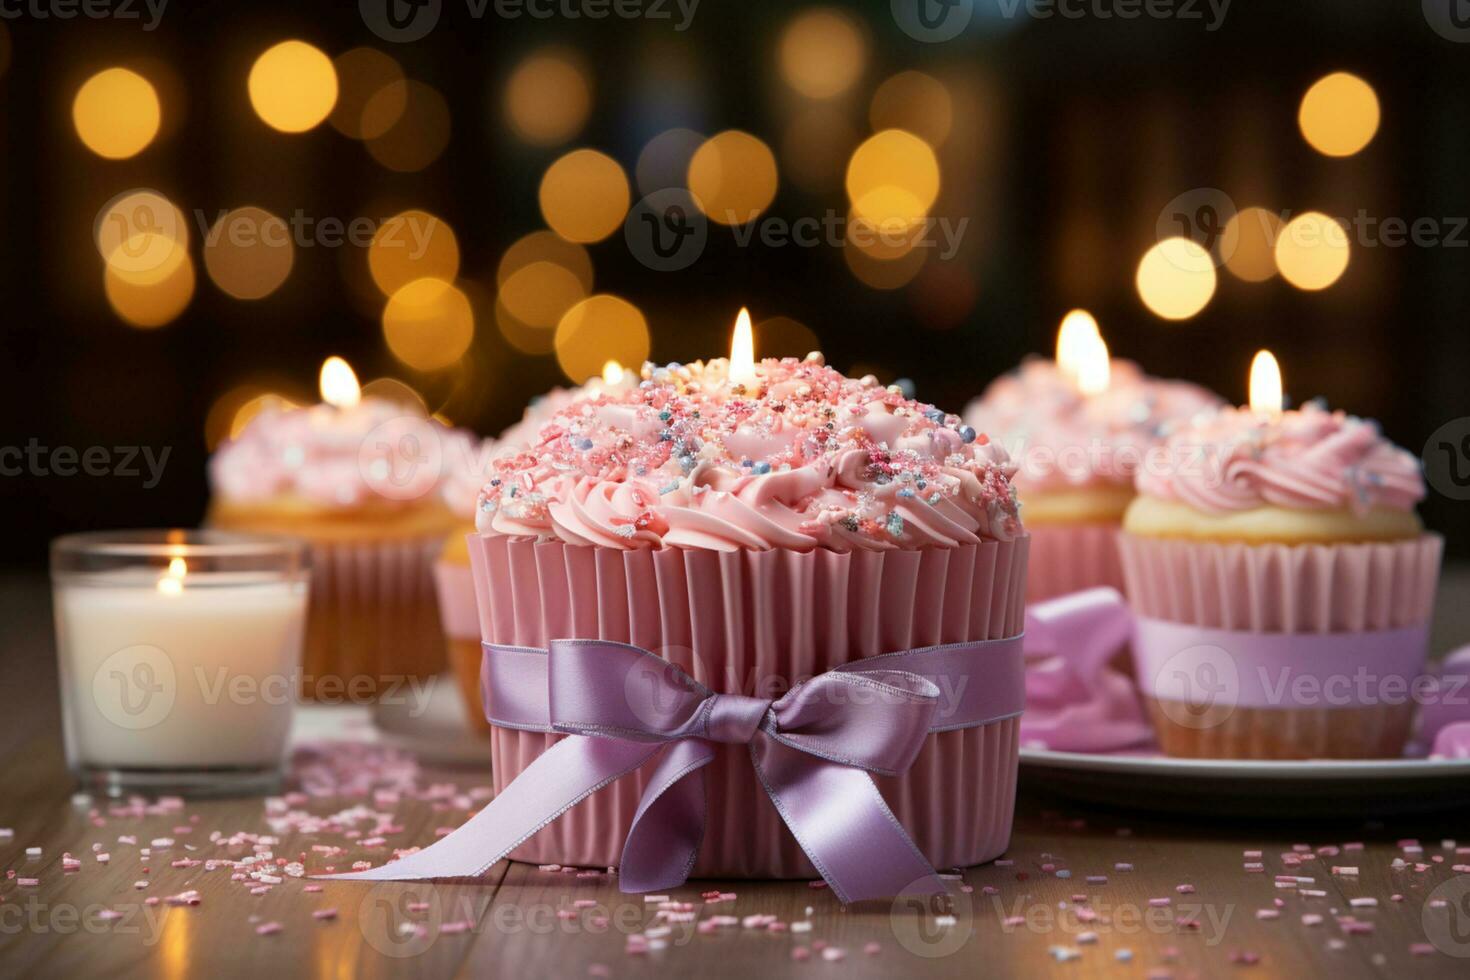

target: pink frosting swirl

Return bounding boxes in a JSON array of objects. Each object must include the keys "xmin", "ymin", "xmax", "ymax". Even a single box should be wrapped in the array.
[
  {"xmin": 1135, "ymin": 402, "xmax": 1425, "ymax": 515},
  {"xmin": 211, "ymin": 398, "xmax": 469, "ymax": 510},
  {"xmin": 478, "ymin": 356, "xmax": 1023, "ymax": 552},
  {"xmin": 964, "ymin": 357, "xmax": 1222, "ymax": 494}
]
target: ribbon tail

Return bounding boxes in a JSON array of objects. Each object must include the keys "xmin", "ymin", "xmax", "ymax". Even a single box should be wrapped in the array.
[
  {"xmin": 317, "ymin": 735, "xmax": 660, "ymax": 881},
  {"xmin": 750, "ymin": 734, "xmax": 945, "ymax": 905},
  {"xmin": 618, "ymin": 739, "xmax": 716, "ymax": 894}
]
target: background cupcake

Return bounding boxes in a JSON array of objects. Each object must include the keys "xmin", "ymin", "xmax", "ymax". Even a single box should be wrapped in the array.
[
  {"xmin": 1121, "ymin": 352, "xmax": 1441, "ymax": 759},
  {"xmin": 965, "ymin": 313, "xmax": 1220, "ymax": 601},
  {"xmin": 209, "ymin": 358, "xmax": 462, "ymax": 700},
  {"xmin": 433, "ymin": 430, "xmax": 495, "ymax": 733},
  {"xmin": 469, "ymin": 338, "xmax": 1028, "ymax": 877}
]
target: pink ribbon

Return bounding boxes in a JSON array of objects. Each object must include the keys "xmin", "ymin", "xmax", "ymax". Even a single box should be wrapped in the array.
[
  {"xmin": 1019, "ymin": 588, "xmax": 1152, "ymax": 753},
  {"xmin": 322, "ymin": 633, "xmax": 1025, "ymax": 903}
]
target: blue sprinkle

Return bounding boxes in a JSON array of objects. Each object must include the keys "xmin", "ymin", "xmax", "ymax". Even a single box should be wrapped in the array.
[
  {"xmin": 577, "ymin": 438, "xmax": 594, "ymax": 450},
  {"xmin": 753, "ymin": 461, "xmax": 772, "ymax": 475},
  {"xmin": 741, "ymin": 459, "xmax": 753, "ymax": 468},
  {"xmin": 924, "ymin": 408, "xmax": 946, "ymax": 424},
  {"xmin": 915, "ymin": 479, "xmax": 927, "ymax": 490},
  {"xmin": 958, "ymin": 425, "xmax": 977, "ymax": 444},
  {"xmin": 885, "ymin": 512, "xmax": 905, "ymax": 537},
  {"xmin": 898, "ymin": 488, "xmax": 916, "ymax": 499},
  {"xmin": 659, "ymin": 411, "xmax": 672, "ymax": 422},
  {"xmin": 927, "ymin": 492, "xmax": 942, "ymax": 505},
  {"xmin": 659, "ymin": 481, "xmax": 680, "ymax": 495},
  {"xmin": 658, "ymin": 432, "xmax": 672, "ymax": 442}
]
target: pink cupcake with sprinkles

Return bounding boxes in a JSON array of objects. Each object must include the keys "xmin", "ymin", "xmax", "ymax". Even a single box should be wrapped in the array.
[
  {"xmin": 466, "ymin": 312, "xmax": 1028, "ymax": 879},
  {"xmin": 1120, "ymin": 351, "xmax": 1442, "ymax": 759},
  {"xmin": 964, "ymin": 312, "xmax": 1221, "ymax": 601}
]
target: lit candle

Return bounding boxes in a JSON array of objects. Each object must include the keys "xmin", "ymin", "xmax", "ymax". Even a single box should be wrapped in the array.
[
  {"xmin": 1249, "ymin": 349, "xmax": 1284, "ymax": 421},
  {"xmin": 51, "ymin": 530, "xmax": 309, "ymax": 794},
  {"xmin": 729, "ymin": 307, "xmax": 760, "ymax": 397},
  {"xmin": 1055, "ymin": 309, "xmax": 1111, "ymax": 395},
  {"xmin": 319, "ymin": 355, "xmax": 361, "ymax": 409},
  {"xmin": 601, "ymin": 360, "xmax": 626, "ymax": 387}
]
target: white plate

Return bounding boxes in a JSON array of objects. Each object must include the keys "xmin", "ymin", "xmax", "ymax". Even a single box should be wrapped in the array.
[{"xmin": 1018, "ymin": 748, "xmax": 1470, "ymax": 816}]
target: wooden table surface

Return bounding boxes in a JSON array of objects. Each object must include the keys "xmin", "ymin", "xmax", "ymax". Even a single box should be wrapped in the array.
[{"xmin": 4, "ymin": 572, "xmax": 1470, "ymax": 980}]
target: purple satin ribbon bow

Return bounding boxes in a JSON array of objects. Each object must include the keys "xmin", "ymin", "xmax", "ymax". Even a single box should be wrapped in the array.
[{"xmin": 323, "ymin": 633, "xmax": 1025, "ymax": 903}]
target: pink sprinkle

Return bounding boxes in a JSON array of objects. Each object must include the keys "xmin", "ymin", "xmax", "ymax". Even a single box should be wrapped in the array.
[
  {"xmin": 1148, "ymin": 898, "xmax": 1171, "ymax": 907},
  {"xmin": 1302, "ymin": 914, "xmax": 1323, "ymax": 926},
  {"xmin": 1175, "ymin": 884, "xmax": 1195, "ymax": 894},
  {"xmin": 995, "ymin": 859, "xmax": 1014, "ymax": 867},
  {"xmin": 95, "ymin": 909, "xmax": 124, "ymax": 921},
  {"xmin": 1243, "ymin": 850, "xmax": 1262, "ymax": 858},
  {"xmin": 303, "ymin": 885, "xmax": 323, "ymax": 893},
  {"xmin": 256, "ymin": 922, "xmax": 282, "ymax": 936},
  {"xmin": 808, "ymin": 880, "xmax": 828, "ymax": 889},
  {"xmin": 313, "ymin": 908, "xmax": 338, "ymax": 920},
  {"xmin": 1343, "ymin": 842, "xmax": 1363, "ymax": 851},
  {"xmin": 863, "ymin": 942, "xmax": 881, "ymax": 955},
  {"xmin": 1409, "ymin": 943, "xmax": 1437, "ymax": 956},
  {"xmin": 1115, "ymin": 863, "xmax": 1133, "ymax": 872},
  {"xmin": 821, "ymin": 947, "xmax": 845, "ymax": 962},
  {"xmin": 17, "ymin": 878, "xmax": 39, "ymax": 887},
  {"xmin": 1391, "ymin": 894, "xmax": 1404, "ymax": 902},
  {"xmin": 790, "ymin": 948, "xmax": 810, "ymax": 962},
  {"xmin": 1256, "ymin": 910, "xmax": 1280, "ymax": 920},
  {"xmin": 588, "ymin": 965, "xmax": 612, "ymax": 978}
]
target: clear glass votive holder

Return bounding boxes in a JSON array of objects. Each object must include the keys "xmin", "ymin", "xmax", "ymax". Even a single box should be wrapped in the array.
[{"xmin": 51, "ymin": 530, "xmax": 310, "ymax": 796}]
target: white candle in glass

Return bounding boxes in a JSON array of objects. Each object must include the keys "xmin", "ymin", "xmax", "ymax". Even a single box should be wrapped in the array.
[{"xmin": 51, "ymin": 531, "xmax": 308, "ymax": 794}]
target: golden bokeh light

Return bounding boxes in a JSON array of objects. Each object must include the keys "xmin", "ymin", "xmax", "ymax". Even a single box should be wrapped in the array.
[
  {"xmin": 498, "ymin": 260, "xmax": 587, "ymax": 332},
  {"xmin": 870, "ymin": 71, "xmax": 953, "ymax": 148},
  {"xmin": 756, "ymin": 316, "xmax": 821, "ymax": 359},
  {"xmin": 554, "ymin": 295, "xmax": 651, "ymax": 383},
  {"xmin": 844, "ymin": 238, "xmax": 927, "ymax": 290},
  {"xmin": 104, "ymin": 241, "xmax": 196, "ymax": 328},
  {"xmin": 506, "ymin": 48, "xmax": 592, "ymax": 146},
  {"xmin": 365, "ymin": 81, "xmax": 451, "ymax": 172},
  {"xmin": 687, "ymin": 131, "xmax": 779, "ymax": 226},
  {"xmin": 248, "ymin": 41, "xmax": 338, "ymax": 133},
  {"xmin": 846, "ymin": 130, "xmax": 940, "ymax": 228},
  {"xmin": 73, "ymin": 68, "xmax": 161, "ymax": 159},
  {"xmin": 636, "ymin": 127, "xmax": 705, "ymax": 195},
  {"xmin": 202, "ymin": 206, "xmax": 295, "ymax": 300},
  {"xmin": 847, "ymin": 203, "xmax": 926, "ymax": 261},
  {"xmin": 1220, "ymin": 206, "xmax": 1282, "ymax": 282},
  {"xmin": 94, "ymin": 189, "xmax": 188, "ymax": 275},
  {"xmin": 1136, "ymin": 238, "xmax": 1217, "ymax": 320},
  {"xmin": 1274, "ymin": 211, "xmax": 1351, "ymax": 290},
  {"xmin": 329, "ymin": 47, "xmax": 405, "ymax": 140},
  {"xmin": 382, "ymin": 278, "xmax": 475, "ymax": 371},
  {"xmin": 778, "ymin": 8, "xmax": 866, "ymax": 100},
  {"xmin": 539, "ymin": 149, "xmax": 631, "ymax": 243},
  {"xmin": 1298, "ymin": 72, "xmax": 1379, "ymax": 158},
  {"xmin": 368, "ymin": 209, "xmax": 460, "ymax": 296},
  {"xmin": 496, "ymin": 230, "xmax": 594, "ymax": 292},
  {"xmin": 205, "ymin": 386, "xmax": 300, "ymax": 450}
]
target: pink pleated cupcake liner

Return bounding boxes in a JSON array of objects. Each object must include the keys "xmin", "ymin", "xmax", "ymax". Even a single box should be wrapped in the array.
[
  {"xmin": 297, "ymin": 536, "xmax": 447, "ymax": 699},
  {"xmin": 1025, "ymin": 522, "xmax": 1126, "ymax": 602},
  {"xmin": 1119, "ymin": 532, "xmax": 1443, "ymax": 758},
  {"xmin": 468, "ymin": 533, "xmax": 1030, "ymax": 877}
]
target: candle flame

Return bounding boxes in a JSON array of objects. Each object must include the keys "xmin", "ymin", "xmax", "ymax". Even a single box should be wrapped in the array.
[
  {"xmin": 1055, "ymin": 309, "xmax": 1101, "ymax": 385},
  {"xmin": 1249, "ymin": 349, "xmax": 1283, "ymax": 420},
  {"xmin": 319, "ymin": 356, "xmax": 361, "ymax": 408},
  {"xmin": 1076, "ymin": 333, "xmax": 1111, "ymax": 397},
  {"xmin": 158, "ymin": 556, "xmax": 187, "ymax": 595},
  {"xmin": 601, "ymin": 360, "xmax": 625, "ymax": 385},
  {"xmin": 729, "ymin": 308, "xmax": 758, "ymax": 393}
]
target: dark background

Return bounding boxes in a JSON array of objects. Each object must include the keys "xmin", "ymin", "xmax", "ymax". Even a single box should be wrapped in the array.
[{"xmin": 1, "ymin": 0, "xmax": 1468, "ymax": 567}]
